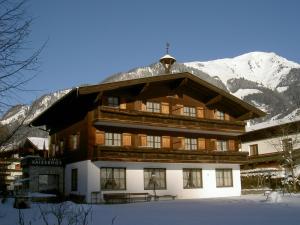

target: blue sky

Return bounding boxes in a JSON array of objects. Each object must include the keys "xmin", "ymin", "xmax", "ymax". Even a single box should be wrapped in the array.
[{"xmin": 19, "ymin": 0, "xmax": 300, "ymax": 105}]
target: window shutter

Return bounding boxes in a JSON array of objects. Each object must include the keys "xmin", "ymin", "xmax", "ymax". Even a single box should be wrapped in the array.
[
  {"xmin": 161, "ymin": 102, "xmax": 169, "ymax": 114},
  {"xmin": 197, "ymin": 107, "xmax": 204, "ymax": 118},
  {"xmin": 225, "ymin": 113, "xmax": 230, "ymax": 120},
  {"xmin": 95, "ymin": 130, "xmax": 105, "ymax": 145},
  {"xmin": 139, "ymin": 134, "xmax": 147, "ymax": 147},
  {"xmin": 206, "ymin": 109, "xmax": 214, "ymax": 119},
  {"xmin": 178, "ymin": 137, "xmax": 184, "ymax": 150},
  {"xmin": 228, "ymin": 140, "xmax": 235, "ymax": 151},
  {"xmin": 172, "ymin": 104, "xmax": 183, "ymax": 115},
  {"xmin": 162, "ymin": 136, "xmax": 170, "ymax": 148},
  {"xmin": 135, "ymin": 100, "xmax": 144, "ymax": 111},
  {"xmin": 122, "ymin": 133, "xmax": 131, "ymax": 146},
  {"xmin": 210, "ymin": 139, "xmax": 216, "ymax": 150},
  {"xmin": 141, "ymin": 101, "xmax": 146, "ymax": 111},
  {"xmin": 198, "ymin": 138, "xmax": 206, "ymax": 150},
  {"xmin": 119, "ymin": 98, "xmax": 126, "ymax": 110}
]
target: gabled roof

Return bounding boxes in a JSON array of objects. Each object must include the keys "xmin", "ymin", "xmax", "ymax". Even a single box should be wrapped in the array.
[{"xmin": 31, "ymin": 72, "xmax": 265, "ymax": 127}]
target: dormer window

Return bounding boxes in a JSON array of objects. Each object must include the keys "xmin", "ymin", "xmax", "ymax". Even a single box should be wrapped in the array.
[
  {"xmin": 183, "ymin": 107, "xmax": 196, "ymax": 117},
  {"xmin": 108, "ymin": 97, "xmax": 119, "ymax": 108},
  {"xmin": 146, "ymin": 102, "xmax": 160, "ymax": 113},
  {"xmin": 215, "ymin": 110, "xmax": 225, "ymax": 120}
]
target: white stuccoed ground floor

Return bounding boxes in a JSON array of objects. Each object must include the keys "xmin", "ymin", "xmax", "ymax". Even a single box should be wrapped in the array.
[{"xmin": 65, "ymin": 160, "xmax": 242, "ymax": 203}]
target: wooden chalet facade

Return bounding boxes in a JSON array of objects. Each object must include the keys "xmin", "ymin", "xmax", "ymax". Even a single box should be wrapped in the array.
[{"xmin": 31, "ymin": 71, "xmax": 264, "ymax": 202}]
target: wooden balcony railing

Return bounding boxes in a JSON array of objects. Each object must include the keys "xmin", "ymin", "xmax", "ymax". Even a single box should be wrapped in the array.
[
  {"xmin": 93, "ymin": 145, "xmax": 248, "ymax": 164},
  {"xmin": 94, "ymin": 106, "xmax": 245, "ymax": 135}
]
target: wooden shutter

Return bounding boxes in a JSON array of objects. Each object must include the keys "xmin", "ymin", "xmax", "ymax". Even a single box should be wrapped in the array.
[
  {"xmin": 162, "ymin": 136, "xmax": 170, "ymax": 148},
  {"xmin": 206, "ymin": 109, "xmax": 214, "ymax": 119},
  {"xmin": 172, "ymin": 104, "xmax": 183, "ymax": 115},
  {"xmin": 173, "ymin": 137, "xmax": 184, "ymax": 150},
  {"xmin": 138, "ymin": 134, "xmax": 147, "ymax": 147},
  {"xmin": 197, "ymin": 107, "xmax": 205, "ymax": 118},
  {"xmin": 161, "ymin": 102, "xmax": 169, "ymax": 114},
  {"xmin": 120, "ymin": 98, "xmax": 126, "ymax": 110},
  {"xmin": 210, "ymin": 139, "xmax": 216, "ymax": 151},
  {"xmin": 198, "ymin": 138, "xmax": 206, "ymax": 150},
  {"xmin": 135, "ymin": 100, "xmax": 145, "ymax": 111},
  {"xmin": 95, "ymin": 130, "xmax": 105, "ymax": 145},
  {"xmin": 178, "ymin": 137, "xmax": 184, "ymax": 150},
  {"xmin": 122, "ymin": 133, "xmax": 131, "ymax": 146},
  {"xmin": 225, "ymin": 113, "xmax": 230, "ymax": 121},
  {"xmin": 228, "ymin": 139, "xmax": 235, "ymax": 151}
]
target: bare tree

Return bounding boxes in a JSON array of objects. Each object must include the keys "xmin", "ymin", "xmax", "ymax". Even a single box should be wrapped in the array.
[
  {"xmin": 0, "ymin": 0, "xmax": 44, "ymax": 115},
  {"xmin": 268, "ymin": 120, "xmax": 300, "ymax": 192}
]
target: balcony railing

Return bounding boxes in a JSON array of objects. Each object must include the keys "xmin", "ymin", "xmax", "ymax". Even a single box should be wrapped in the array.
[
  {"xmin": 94, "ymin": 106, "xmax": 245, "ymax": 135},
  {"xmin": 93, "ymin": 145, "xmax": 248, "ymax": 164}
]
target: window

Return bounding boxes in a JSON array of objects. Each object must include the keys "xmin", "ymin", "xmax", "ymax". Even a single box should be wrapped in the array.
[
  {"xmin": 216, "ymin": 169, "xmax": 233, "ymax": 187},
  {"xmin": 185, "ymin": 138, "xmax": 197, "ymax": 150},
  {"xmin": 144, "ymin": 168, "xmax": 166, "ymax": 190},
  {"xmin": 249, "ymin": 144, "xmax": 258, "ymax": 156},
  {"xmin": 216, "ymin": 140, "xmax": 227, "ymax": 151},
  {"xmin": 70, "ymin": 133, "xmax": 79, "ymax": 150},
  {"xmin": 71, "ymin": 169, "xmax": 78, "ymax": 191},
  {"xmin": 101, "ymin": 168, "xmax": 126, "ymax": 190},
  {"xmin": 108, "ymin": 97, "xmax": 119, "ymax": 107},
  {"xmin": 146, "ymin": 102, "xmax": 160, "ymax": 113},
  {"xmin": 282, "ymin": 138, "xmax": 293, "ymax": 152},
  {"xmin": 215, "ymin": 110, "xmax": 225, "ymax": 120},
  {"xmin": 105, "ymin": 132, "xmax": 121, "ymax": 146},
  {"xmin": 147, "ymin": 136, "xmax": 161, "ymax": 148},
  {"xmin": 39, "ymin": 174, "xmax": 59, "ymax": 193},
  {"xmin": 183, "ymin": 169, "xmax": 202, "ymax": 189},
  {"xmin": 183, "ymin": 107, "xmax": 196, "ymax": 117}
]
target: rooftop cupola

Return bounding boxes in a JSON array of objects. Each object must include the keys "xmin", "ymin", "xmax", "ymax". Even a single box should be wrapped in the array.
[{"xmin": 159, "ymin": 43, "xmax": 176, "ymax": 74}]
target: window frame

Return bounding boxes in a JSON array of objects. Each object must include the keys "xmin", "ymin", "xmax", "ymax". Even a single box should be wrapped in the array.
[
  {"xmin": 105, "ymin": 132, "xmax": 121, "ymax": 146},
  {"xmin": 183, "ymin": 168, "xmax": 203, "ymax": 189},
  {"xmin": 184, "ymin": 138, "xmax": 198, "ymax": 150},
  {"xmin": 144, "ymin": 168, "xmax": 166, "ymax": 190},
  {"xmin": 100, "ymin": 167, "xmax": 126, "ymax": 191},
  {"xmin": 249, "ymin": 144, "xmax": 258, "ymax": 156},
  {"xmin": 215, "ymin": 110, "xmax": 225, "ymax": 120},
  {"xmin": 216, "ymin": 140, "xmax": 228, "ymax": 151},
  {"xmin": 183, "ymin": 106, "xmax": 196, "ymax": 117},
  {"xmin": 71, "ymin": 168, "xmax": 78, "ymax": 192},
  {"xmin": 216, "ymin": 169, "xmax": 233, "ymax": 187},
  {"xmin": 107, "ymin": 96, "xmax": 119, "ymax": 108},
  {"xmin": 146, "ymin": 101, "xmax": 161, "ymax": 113},
  {"xmin": 147, "ymin": 135, "xmax": 161, "ymax": 148}
]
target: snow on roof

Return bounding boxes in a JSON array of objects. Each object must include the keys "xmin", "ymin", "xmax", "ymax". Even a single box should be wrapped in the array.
[
  {"xmin": 27, "ymin": 137, "xmax": 49, "ymax": 150},
  {"xmin": 246, "ymin": 116, "xmax": 300, "ymax": 132}
]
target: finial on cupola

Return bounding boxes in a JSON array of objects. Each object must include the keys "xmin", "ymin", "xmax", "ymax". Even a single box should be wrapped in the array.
[{"xmin": 159, "ymin": 43, "xmax": 176, "ymax": 74}]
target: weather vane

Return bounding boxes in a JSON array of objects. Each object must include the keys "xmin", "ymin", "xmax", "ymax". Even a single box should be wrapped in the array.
[{"xmin": 166, "ymin": 42, "xmax": 170, "ymax": 54}]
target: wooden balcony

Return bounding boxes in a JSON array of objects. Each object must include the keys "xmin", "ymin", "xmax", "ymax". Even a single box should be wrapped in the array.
[
  {"xmin": 93, "ymin": 145, "xmax": 248, "ymax": 164},
  {"xmin": 94, "ymin": 107, "xmax": 245, "ymax": 136}
]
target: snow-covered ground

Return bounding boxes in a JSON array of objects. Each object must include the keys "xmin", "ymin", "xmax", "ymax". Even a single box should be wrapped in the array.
[{"xmin": 1, "ymin": 194, "xmax": 300, "ymax": 225}]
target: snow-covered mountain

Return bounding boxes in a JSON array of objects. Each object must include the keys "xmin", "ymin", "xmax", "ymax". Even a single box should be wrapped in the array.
[
  {"xmin": 104, "ymin": 51, "xmax": 300, "ymax": 122},
  {"xmin": 1, "ymin": 51, "xmax": 300, "ymax": 133}
]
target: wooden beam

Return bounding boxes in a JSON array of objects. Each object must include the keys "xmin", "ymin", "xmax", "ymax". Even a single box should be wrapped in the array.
[
  {"xmin": 138, "ymin": 83, "xmax": 150, "ymax": 95},
  {"xmin": 172, "ymin": 77, "xmax": 188, "ymax": 90},
  {"xmin": 237, "ymin": 111, "xmax": 253, "ymax": 121},
  {"xmin": 94, "ymin": 91, "xmax": 103, "ymax": 103},
  {"xmin": 205, "ymin": 95, "xmax": 222, "ymax": 106}
]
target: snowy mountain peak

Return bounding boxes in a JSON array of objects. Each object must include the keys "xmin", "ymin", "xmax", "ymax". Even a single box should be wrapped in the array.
[{"xmin": 185, "ymin": 51, "xmax": 300, "ymax": 90}]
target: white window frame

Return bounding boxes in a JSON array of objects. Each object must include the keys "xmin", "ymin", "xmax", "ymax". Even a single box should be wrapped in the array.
[
  {"xmin": 146, "ymin": 102, "xmax": 161, "ymax": 113},
  {"xmin": 216, "ymin": 140, "xmax": 227, "ymax": 151},
  {"xmin": 183, "ymin": 106, "xmax": 196, "ymax": 117},
  {"xmin": 184, "ymin": 138, "xmax": 197, "ymax": 150},
  {"xmin": 105, "ymin": 132, "xmax": 121, "ymax": 146},
  {"xmin": 147, "ymin": 135, "xmax": 161, "ymax": 148}
]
